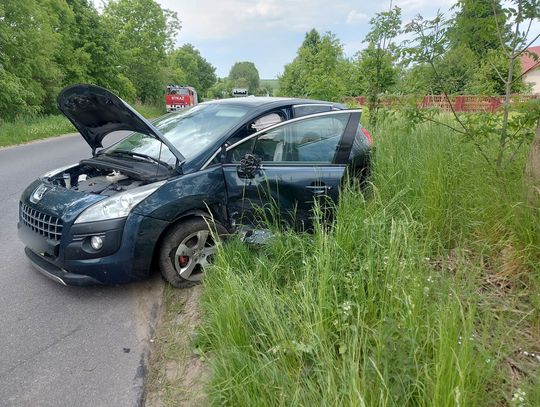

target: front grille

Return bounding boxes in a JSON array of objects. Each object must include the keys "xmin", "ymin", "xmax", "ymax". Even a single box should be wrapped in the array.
[{"xmin": 20, "ymin": 203, "xmax": 63, "ymax": 241}]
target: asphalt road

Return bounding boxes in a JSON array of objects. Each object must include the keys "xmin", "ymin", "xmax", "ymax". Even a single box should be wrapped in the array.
[{"xmin": 0, "ymin": 133, "xmax": 163, "ymax": 406}]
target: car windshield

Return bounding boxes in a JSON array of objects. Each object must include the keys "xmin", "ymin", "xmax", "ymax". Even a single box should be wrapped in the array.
[{"xmin": 105, "ymin": 103, "xmax": 249, "ymax": 165}]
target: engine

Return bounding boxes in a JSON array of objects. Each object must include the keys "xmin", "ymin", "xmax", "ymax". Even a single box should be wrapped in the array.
[{"xmin": 49, "ymin": 165, "xmax": 144, "ymax": 196}]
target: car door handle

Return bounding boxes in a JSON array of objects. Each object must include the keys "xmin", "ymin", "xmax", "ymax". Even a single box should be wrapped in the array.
[{"xmin": 305, "ymin": 185, "xmax": 332, "ymax": 195}]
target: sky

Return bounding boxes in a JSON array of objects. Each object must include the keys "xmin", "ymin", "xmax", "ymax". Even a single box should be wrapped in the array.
[
  {"xmin": 98, "ymin": 0, "xmax": 540, "ymax": 79},
  {"xmin": 157, "ymin": 0, "xmax": 458, "ymax": 78}
]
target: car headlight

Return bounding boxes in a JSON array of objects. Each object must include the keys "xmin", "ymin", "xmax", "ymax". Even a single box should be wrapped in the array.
[
  {"xmin": 39, "ymin": 164, "xmax": 77, "ymax": 180},
  {"xmin": 74, "ymin": 181, "xmax": 166, "ymax": 224}
]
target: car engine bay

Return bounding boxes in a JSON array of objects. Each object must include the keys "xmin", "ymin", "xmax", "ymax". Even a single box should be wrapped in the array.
[{"xmin": 48, "ymin": 165, "xmax": 145, "ymax": 196}]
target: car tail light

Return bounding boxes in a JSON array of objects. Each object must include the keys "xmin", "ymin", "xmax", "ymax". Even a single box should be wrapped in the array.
[{"xmin": 361, "ymin": 127, "xmax": 373, "ymax": 145}]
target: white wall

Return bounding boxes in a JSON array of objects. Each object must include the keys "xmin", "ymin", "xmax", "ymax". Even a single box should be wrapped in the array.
[{"xmin": 524, "ymin": 70, "xmax": 540, "ymax": 94}]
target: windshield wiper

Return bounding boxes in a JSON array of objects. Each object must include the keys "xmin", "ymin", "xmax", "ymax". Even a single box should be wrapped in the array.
[{"xmin": 102, "ymin": 150, "xmax": 173, "ymax": 170}]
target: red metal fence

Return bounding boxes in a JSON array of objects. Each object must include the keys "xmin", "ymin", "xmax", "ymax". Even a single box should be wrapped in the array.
[{"xmin": 353, "ymin": 95, "xmax": 539, "ymax": 113}]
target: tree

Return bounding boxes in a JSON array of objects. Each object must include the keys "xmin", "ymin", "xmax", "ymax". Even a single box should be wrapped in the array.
[
  {"xmin": 466, "ymin": 49, "xmax": 525, "ymax": 95},
  {"xmin": 492, "ymin": 0, "xmax": 540, "ymax": 170},
  {"xmin": 167, "ymin": 44, "xmax": 217, "ymax": 97},
  {"xmin": 65, "ymin": 0, "xmax": 136, "ymax": 101},
  {"xmin": 278, "ymin": 29, "xmax": 348, "ymax": 101},
  {"xmin": 444, "ymin": 0, "xmax": 519, "ymax": 95},
  {"xmin": 0, "ymin": 0, "xmax": 63, "ymax": 119},
  {"xmin": 448, "ymin": 0, "xmax": 510, "ymax": 57},
  {"xmin": 228, "ymin": 61, "xmax": 260, "ymax": 93},
  {"xmin": 0, "ymin": 0, "xmax": 195, "ymax": 121},
  {"xmin": 403, "ymin": 2, "xmax": 540, "ymax": 173},
  {"xmin": 399, "ymin": 1, "xmax": 515, "ymax": 97},
  {"xmin": 208, "ymin": 78, "xmax": 233, "ymax": 99},
  {"xmin": 104, "ymin": 0, "xmax": 180, "ymax": 103},
  {"xmin": 397, "ymin": 64, "xmax": 436, "ymax": 95},
  {"xmin": 355, "ymin": 6, "xmax": 402, "ymax": 127}
]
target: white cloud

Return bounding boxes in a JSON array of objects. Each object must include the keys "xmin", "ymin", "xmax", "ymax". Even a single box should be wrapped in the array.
[
  {"xmin": 346, "ymin": 10, "xmax": 369, "ymax": 24},
  {"xmin": 394, "ymin": 0, "xmax": 454, "ymax": 13},
  {"xmin": 154, "ymin": 0, "xmax": 461, "ymax": 45},
  {"xmin": 159, "ymin": 0, "xmax": 354, "ymax": 41}
]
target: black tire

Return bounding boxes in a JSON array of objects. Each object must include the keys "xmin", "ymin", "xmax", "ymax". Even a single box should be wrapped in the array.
[{"xmin": 159, "ymin": 217, "xmax": 228, "ymax": 288}]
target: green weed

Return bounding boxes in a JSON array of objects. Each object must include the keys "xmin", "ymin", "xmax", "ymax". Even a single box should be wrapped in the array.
[{"xmin": 196, "ymin": 117, "xmax": 540, "ymax": 406}]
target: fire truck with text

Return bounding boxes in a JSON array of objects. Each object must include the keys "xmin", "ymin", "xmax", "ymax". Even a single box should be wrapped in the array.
[{"xmin": 165, "ymin": 85, "xmax": 198, "ymax": 112}]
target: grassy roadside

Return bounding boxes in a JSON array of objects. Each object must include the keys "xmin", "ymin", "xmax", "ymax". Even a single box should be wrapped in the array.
[
  {"xmin": 132, "ymin": 102, "xmax": 167, "ymax": 120},
  {"xmin": 151, "ymin": 117, "xmax": 540, "ymax": 405},
  {"xmin": 0, "ymin": 102, "xmax": 166, "ymax": 148},
  {"xmin": 0, "ymin": 115, "xmax": 75, "ymax": 147},
  {"xmin": 145, "ymin": 285, "xmax": 209, "ymax": 407}
]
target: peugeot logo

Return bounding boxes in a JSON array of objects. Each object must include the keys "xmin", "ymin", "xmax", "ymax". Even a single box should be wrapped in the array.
[{"xmin": 30, "ymin": 184, "xmax": 49, "ymax": 203}]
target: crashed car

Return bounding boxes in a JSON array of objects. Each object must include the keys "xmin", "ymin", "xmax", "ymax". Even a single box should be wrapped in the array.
[{"xmin": 18, "ymin": 84, "xmax": 371, "ymax": 288}]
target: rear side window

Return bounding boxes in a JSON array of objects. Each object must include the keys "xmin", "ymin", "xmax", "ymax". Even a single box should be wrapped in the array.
[{"xmin": 292, "ymin": 104, "xmax": 335, "ymax": 118}]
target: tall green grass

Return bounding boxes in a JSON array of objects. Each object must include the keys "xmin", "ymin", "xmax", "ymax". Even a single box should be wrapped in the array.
[
  {"xmin": 132, "ymin": 102, "xmax": 166, "ymax": 119},
  {"xmin": 0, "ymin": 115, "xmax": 75, "ymax": 147},
  {"xmin": 198, "ymin": 118, "xmax": 540, "ymax": 406}
]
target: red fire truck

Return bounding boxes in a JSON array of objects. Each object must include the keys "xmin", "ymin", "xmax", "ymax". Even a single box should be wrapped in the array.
[{"xmin": 165, "ymin": 85, "xmax": 198, "ymax": 112}]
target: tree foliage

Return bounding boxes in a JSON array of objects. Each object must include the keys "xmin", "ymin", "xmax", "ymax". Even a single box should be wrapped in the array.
[
  {"xmin": 166, "ymin": 44, "xmax": 217, "ymax": 97},
  {"xmin": 278, "ymin": 29, "xmax": 348, "ymax": 101},
  {"xmin": 356, "ymin": 6, "xmax": 402, "ymax": 127},
  {"xmin": 66, "ymin": 0, "xmax": 137, "ymax": 100},
  {"xmin": 399, "ymin": 0, "xmax": 525, "ymax": 96},
  {"xmin": 103, "ymin": 0, "xmax": 180, "ymax": 103},
  {"xmin": 208, "ymin": 78, "xmax": 234, "ymax": 99},
  {"xmin": 0, "ymin": 0, "xmax": 220, "ymax": 121},
  {"xmin": 0, "ymin": 0, "xmax": 63, "ymax": 119},
  {"xmin": 449, "ymin": 0, "xmax": 510, "ymax": 56},
  {"xmin": 228, "ymin": 61, "xmax": 260, "ymax": 93}
]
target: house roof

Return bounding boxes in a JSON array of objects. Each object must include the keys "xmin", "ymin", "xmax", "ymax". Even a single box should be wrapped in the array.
[{"xmin": 521, "ymin": 46, "xmax": 540, "ymax": 73}]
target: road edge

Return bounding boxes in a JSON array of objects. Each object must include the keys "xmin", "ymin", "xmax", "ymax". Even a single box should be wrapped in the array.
[{"xmin": 131, "ymin": 274, "xmax": 166, "ymax": 407}]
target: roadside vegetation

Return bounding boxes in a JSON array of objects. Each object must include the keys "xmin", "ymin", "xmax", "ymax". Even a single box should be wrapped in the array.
[
  {"xmin": 0, "ymin": 115, "xmax": 74, "ymax": 147},
  {"xmin": 194, "ymin": 115, "xmax": 540, "ymax": 406},
  {"xmin": 131, "ymin": 102, "xmax": 167, "ymax": 120},
  {"xmin": 146, "ymin": 286, "xmax": 208, "ymax": 407},
  {"xmin": 0, "ymin": 102, "xmax": 165, "ymax": 148}
]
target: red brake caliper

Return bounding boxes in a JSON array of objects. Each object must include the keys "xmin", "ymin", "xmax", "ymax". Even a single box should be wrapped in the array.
[{"xmin": 178, "ymin": 255, "xmax": 189, "ymax": 268}]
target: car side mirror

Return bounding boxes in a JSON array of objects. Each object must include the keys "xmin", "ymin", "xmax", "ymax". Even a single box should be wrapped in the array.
[{"xmin": 238, "ymin": 153, "xmax": 261, "ymax": 179}]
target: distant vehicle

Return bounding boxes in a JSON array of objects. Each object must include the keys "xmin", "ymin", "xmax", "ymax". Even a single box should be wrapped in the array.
[
  {"xmin": 18, "ymin": 84, "xmax": 372, "ymax": 288},
  {"xmin": 232, "ymin": 88, "xmax": 248, "ymax": 97},
  {"xmin": 166, "ymin": 85, "xmax": 197, "ymax": 112}
]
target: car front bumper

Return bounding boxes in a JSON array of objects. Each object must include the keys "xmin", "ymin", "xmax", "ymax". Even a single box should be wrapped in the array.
[
  {"xmin": 18, "ymin": 212, "xmax": 169, "ymax": 285},
  {"xmin": 24, "ymin": 247, "xmax": 103, "ymax": 286}
]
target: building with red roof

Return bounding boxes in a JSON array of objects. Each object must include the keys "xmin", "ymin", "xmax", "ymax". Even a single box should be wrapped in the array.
[{"xmin": 521, "ymin": 46, "xmax": 540, "ymax": 94}]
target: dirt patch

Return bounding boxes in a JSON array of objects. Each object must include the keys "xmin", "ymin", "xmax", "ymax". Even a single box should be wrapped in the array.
[
  {"xmin": 132, "ymin": 274, "xmax": 165, "ymax": 406},
  {"xmin": 144, "ymin": 285, "xmax": 208, "ymax": 407}
]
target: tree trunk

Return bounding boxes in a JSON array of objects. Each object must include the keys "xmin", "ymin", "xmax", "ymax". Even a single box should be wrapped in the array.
[{"xmin": 525, "ymin": 118, "xmax": 540, "ymax": 204}]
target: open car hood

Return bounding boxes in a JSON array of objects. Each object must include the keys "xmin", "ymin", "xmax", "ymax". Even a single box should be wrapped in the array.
[{"xmin": 57, "ymin": 84, "xmax": 184, "ymax": 162}]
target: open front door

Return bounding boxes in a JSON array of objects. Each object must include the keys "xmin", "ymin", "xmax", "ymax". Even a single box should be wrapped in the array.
[{"xmin": 222, "ymin": 110, "xmax": 361, "ymax": 229}]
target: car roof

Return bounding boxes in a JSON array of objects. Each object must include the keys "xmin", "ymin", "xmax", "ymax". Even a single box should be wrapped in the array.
[{"xmin": 199, "ymin": 96, "xmax": 344, "ymax": 110}]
